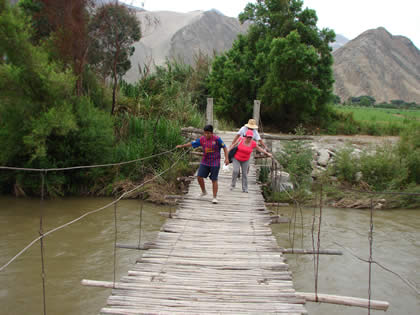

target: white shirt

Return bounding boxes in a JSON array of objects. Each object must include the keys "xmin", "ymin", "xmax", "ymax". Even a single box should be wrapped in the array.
[{"xmin": 237, "ymin": 126, "xmax": 261, "ymax": 141}]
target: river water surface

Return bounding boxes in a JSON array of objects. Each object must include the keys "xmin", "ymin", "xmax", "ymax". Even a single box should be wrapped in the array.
[{"xmin": 1, "ymin": 196, "xmax": 419, "ymax": 314}]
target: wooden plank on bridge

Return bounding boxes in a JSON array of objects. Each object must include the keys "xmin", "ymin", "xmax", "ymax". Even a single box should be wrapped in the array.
[{"xmin": 94, "ymin": 132, "xmax": 307, "ymax": 314}]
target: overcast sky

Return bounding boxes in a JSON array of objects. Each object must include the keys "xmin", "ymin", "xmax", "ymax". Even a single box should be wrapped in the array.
[{"xmin": 120, "ymin": 0, "xmax": 419, "ymax": 49}]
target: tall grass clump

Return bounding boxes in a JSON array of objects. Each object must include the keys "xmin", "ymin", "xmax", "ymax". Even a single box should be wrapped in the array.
[
  {"xmin": 359, "ymin": 147, "xmax": 408, "ymax": 191},
  {"xmin": 120, "ymin": 57, "xmax": 210, "ymax": 128},
  {"xmin": 113, "ymin": 114, "xmax": 185, "ymax": 180},
  {"xmin": 398, "ymin": 125, "xmax": 420, "ymax": 184},
  {"xmin": 268, "ymin": 126, "xmax": 313, "ymax": 202},
  {"xmin": 323, "ymin": 110, "xmax": 361, "ymax": 135},
  {"xmin": 333, "ymin": 147, "xmax": 360, "ymax": 184},
  {"xmin": 332, "ymin": 143, "xmax": 412, "ymax": 192}
]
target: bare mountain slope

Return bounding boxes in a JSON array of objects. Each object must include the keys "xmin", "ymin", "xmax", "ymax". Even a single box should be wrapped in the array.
[
  {"xmin": 125, "ymin": 10, "xmax": 247, "ymax": 82},
  {"xmin": 333, "ymin": 27, "xmax": 420, "ymax": 103},
  {"xmin": 169, "ymin": 10, "xmax": 248, "ymax": 65}
]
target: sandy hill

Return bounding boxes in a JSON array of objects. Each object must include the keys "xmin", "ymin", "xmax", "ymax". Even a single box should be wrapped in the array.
[
  {"xmin": 124, "ymin": 10, "xmax": 248, "ymax": 82},
  {"xmin": 333, "ymin": 27, "xmax": 420, "ymax": 104}
]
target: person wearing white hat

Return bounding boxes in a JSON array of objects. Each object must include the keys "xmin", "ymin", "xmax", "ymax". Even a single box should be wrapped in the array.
[
  {"xmin": 229, "ymin": 119, "xmax": 268, "ymax": 151},
  {"xmin": 230, "ymin": 130, "xmax": 272, "ymax": 193}
]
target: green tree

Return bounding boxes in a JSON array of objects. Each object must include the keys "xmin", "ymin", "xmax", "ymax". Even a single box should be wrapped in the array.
[
  {"xmin": 332, "ymin": 94, "xmax": 341, "ymax": 104},
  {"xmin": 351, "ymin": 95, "xmax": 376, "ymax": 106},
  {"xmin": 207, "ymin": 0, "xmax": 335, "ymax": 130},
  {"xmin": 18, "ymin": 0, "xmax": 92, "ymax": 95},
  {"xmin": 0, "ymin": 1, "xmax": 115, "ymax": 195},
  {"xmin": 0, "ymin": 0, "xmax": 77, "ymax": 164},
  {"xmin": 89, "ymin": 2, "xmax": 141, "ymax": 114}
]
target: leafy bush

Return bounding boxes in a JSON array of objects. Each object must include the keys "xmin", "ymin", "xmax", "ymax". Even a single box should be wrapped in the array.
[
  {"xmin": 276, "ymin": 140, "xmax": 313, "ymax": 189},
  {"xmin": 0, "ymin": 4, "xmax": 116, "ymax": 194},
  {"xmin": 323, "ymin": 110, "xmax": 360, "ymax": 135},
  {"xmin": 333, "ymin": 147, "xmax": 360, "ymax": 183},
  {"xmin": 359, "ymin": 147, "xmax": 408, "ymax": 191},
  {"xmin": 398, "ymin": 125, "xmax": 420, "ymax": 184}
]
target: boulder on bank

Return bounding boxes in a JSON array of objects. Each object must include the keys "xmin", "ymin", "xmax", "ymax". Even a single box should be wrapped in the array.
[
  {"xmin": 317, "ymin": 149, "xmax": 331, "ymax": 167},
  {"xmin": 272, "ymin": 171, "xmax": 293, "ymax": 192}
]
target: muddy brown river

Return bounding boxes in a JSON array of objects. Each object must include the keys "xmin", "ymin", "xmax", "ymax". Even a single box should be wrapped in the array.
[{"xmin": 1, "ymin": 196, "xmax": 419, "ymax": 314}]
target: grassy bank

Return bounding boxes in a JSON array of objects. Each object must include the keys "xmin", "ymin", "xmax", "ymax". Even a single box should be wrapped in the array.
[
  {"xmin": 261, "ymin": 125, "xmax": 420, "ymax": 209},
  {"xmin": 329, "ymin": 105, "xmax": 420, "ymax": 135}
]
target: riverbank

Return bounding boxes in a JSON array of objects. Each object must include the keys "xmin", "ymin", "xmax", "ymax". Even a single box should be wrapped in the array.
[
  {"xmin": 261, "ymin": 132, "xmax": 420, "ymax": 210},
  {"xmin": 129, "ymin": 130, "xmax": 419, "ymax": 209}
]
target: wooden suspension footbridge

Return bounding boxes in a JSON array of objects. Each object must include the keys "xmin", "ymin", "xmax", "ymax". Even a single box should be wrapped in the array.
[
  {"xmin": 1, "ymin": 128, "xmax": 395, "ymax": 314},
  {"xmin": 84, "ymin": 132, "xmax": 308, "ymax": 314}
]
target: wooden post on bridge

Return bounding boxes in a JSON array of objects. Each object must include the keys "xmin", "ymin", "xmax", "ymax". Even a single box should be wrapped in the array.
[
  {"xmin": 253, "ymin": 100, "xmax": 261, "ymax": 124},
  {"xmin": 206, "ymin": 98, "xmax": 213, "ymax": 126}
]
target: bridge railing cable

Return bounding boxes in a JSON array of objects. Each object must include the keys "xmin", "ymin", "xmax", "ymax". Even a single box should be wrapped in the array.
[
  {"xmin": 0, "ymin": 148, "xmax": 178, "ymax": 172},
  {"xmin": 0, "ymin": 148, "xmax": 190, "ymax": 273}
]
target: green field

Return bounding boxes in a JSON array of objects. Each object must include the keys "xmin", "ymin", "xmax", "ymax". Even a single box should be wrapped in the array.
[
  {"xmin": 337, "ymin": 105, "xmax": 420, "ymax": 122},
  {"xmin": 333, "ymin": 105, "xmax": 420, "ymax": 135}
]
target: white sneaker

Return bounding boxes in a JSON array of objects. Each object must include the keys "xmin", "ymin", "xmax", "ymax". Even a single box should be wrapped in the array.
[{"xmin": 212, "ymin": 198, "xmax": 218, "ymax": 204}]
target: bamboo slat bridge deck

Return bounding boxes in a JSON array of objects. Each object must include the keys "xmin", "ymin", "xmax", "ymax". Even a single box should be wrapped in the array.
[{"xmin": 98, "ymin": 132, "xmax": 307, "ymax": 315}]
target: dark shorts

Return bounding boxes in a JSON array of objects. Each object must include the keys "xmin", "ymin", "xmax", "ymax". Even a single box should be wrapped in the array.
[{"xmin": 197, "ymin": 164, "xmax": 220, "ymax": 181}]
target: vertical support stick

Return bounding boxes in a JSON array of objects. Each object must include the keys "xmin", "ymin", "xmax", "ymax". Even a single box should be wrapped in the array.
[
  {"xmin": 113, "ymin": 203, "xmax": 118, "ymax": 288},
  {"xmin": 206, "ymin": 98, "xmax": 213, "ymax": 126},
  {"xmin": 271, "ymin": 159, "xmax": 274, "ymax": 191},
  {"xmin": 315, "ymin": 184, "xmax": 323, "ymax": 302},
  {"xmin": 311, "ymin": 204, "xmax": 317, "ymax": 287},
  {"xmin": 368, "ymin": 197, "xmax": 374, "ymax": 314},
  {"xmin": 39, "ymin": 172, "xmax": 47, "ymax": 315},
  {"xmin": 253, "ymin": 100, "xmax": 261, "ymax": 124},
  {"xmin": 138, "ymin": 198, "xmax": 143, "ymax": 249}
]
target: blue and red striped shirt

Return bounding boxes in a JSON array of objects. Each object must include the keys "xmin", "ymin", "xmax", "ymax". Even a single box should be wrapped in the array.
[{"xmin": 191, "ymin": 135, "xmax": 226, "ymax": 167}]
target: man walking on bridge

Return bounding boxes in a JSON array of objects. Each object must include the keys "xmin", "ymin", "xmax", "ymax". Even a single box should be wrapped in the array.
[{"xmin": 176, "ymin": 125, "xmax": 229, "ymax": 204}]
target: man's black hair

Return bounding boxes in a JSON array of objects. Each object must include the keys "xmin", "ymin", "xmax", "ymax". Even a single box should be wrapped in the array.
[{"xmin": 203, "ymin": 124, "xmax": 213, "ymax": 133}]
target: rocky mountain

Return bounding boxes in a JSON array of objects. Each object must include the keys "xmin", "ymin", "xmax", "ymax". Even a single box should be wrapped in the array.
[
  {"xmin": 126, "ymin": 12, "xmax": 420, "ymax": 105},
  {"xmin": 331, "ymin": 34, "xmax": 349, "ymax": 51},
  {"xmin": 11, "ymin": 2, "xmax": 416, "ymax": 103},
  {"xmin": 124, "ymin": 10, "xmax": 248, "ymax": 82},
  {"xmin": 333, "ymin": 27, "xmax": 420, "ymax": 104}
]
